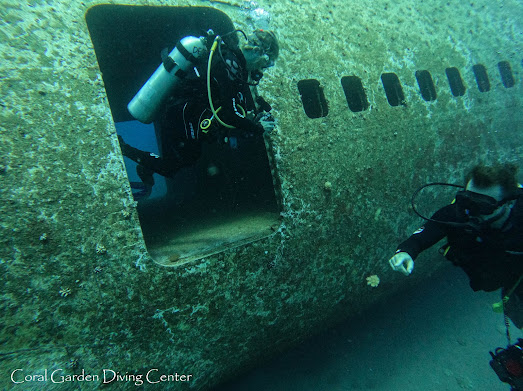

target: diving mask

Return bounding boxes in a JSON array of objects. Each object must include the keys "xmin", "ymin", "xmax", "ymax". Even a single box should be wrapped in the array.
[
  {"xmin": 455, "ymin": 190, "xmax": 508, "ymax": 217},
  {"xmin": 243, "ymin": 29, "xmax": 279, "ymax": 69}
]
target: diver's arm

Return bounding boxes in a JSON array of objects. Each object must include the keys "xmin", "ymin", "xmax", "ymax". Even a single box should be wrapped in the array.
[
  {"xmin": 217, "ymin": 83, "xmax": 264, "ymax": 132},
  {"xmin": 389, "ymin": 207, "xmax": 451, "ymax": 275},
  {"xmin": 396, "ymin": 205, "xmax": 454, "ymax": 259}
]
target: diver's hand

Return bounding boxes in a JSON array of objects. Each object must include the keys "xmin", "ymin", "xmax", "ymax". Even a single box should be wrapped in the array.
[
  {"xmin": 388, "ymin": 252, "xmax": 414, "ymax": 276},
  {"xmin": 255, "ymin": 112, "xmax": 276, "ymax": 133}
]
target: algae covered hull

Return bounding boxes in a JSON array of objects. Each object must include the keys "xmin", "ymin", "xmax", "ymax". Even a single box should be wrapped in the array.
[{"xmin": 1, "ymin": 0, "xmax": 522, "ymax": 389}]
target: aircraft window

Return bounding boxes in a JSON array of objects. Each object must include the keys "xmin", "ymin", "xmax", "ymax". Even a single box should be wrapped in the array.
[
  {"xmin": 415, "ymin": 70, "xmax": 437, "ymax": 102},
  {"xmin": 472, "ymin": 64, "xmax": 491, "ymax": 92},
  {"xmin": 380, "ymin": 73, "xmax": 406, "ymax": 107},
  {"xmin": 340, "ymin": 76, "xmax": 369, "ymax": 112},
  {"xmin": 445, "ymin": 67, "xmax": 466, "ymax": 97},
  {"xmin": 498, "ymin": 61, "xmax": 515, "ymax": 88},
  {"xmin": 297, "ymin": 79, "xmax": 329, "ymax": 119}
]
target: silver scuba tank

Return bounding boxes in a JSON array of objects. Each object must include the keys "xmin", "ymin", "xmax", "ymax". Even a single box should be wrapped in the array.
[{"xmin": 127, "ymin": 36, "xmax": 208, "ymax": 124}]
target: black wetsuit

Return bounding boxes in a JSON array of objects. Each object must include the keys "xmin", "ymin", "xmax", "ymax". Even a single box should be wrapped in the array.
[
  {"xmin": 397, "ymin": 192, "xmax": 523, "ymax": 326},
  {"xmin": 121, "ymin": 41, "xmax": 268, "ymax": 180}
]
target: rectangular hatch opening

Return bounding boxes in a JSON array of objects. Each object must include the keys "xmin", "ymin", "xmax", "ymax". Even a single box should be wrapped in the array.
[{"xmin": 86, "ymin": 4, "xmax": 282, "ymax": 266}]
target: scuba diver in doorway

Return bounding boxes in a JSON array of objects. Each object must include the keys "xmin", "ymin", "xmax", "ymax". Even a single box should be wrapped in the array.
[
  {"xmin": 118, "ymin": 28, "xmax": 279, "ymax": 199},
  {"xmin": 388, "ymin": 162, "xmax": 523, "ymax": 390}
]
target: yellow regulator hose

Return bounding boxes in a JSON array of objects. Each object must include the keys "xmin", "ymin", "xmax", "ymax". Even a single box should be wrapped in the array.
[{"xmin": 207, "ymin": 37, "xmax": 235, "ymax": 129}]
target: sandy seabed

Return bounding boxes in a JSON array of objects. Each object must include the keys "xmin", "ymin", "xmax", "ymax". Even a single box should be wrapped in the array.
[{"xmin": 213, "ymin": 264, "xmax": 523, "ymax": 391}]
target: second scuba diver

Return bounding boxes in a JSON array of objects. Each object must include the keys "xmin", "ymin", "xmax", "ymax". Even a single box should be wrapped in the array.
[{"xmin": 118, "ymin": 28, "xmax": 279, "ymax": 199}]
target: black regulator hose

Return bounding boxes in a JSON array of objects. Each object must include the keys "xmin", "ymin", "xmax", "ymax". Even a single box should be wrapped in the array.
[{"xmin": 410, "ymin": 182, "xmax": 465, "ymax": 222}]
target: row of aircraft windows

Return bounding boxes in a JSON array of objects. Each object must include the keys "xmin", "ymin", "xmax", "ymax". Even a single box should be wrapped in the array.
[{"xmin": 298, "ymin": 60, "xmax": 518, "ymax": 118}]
